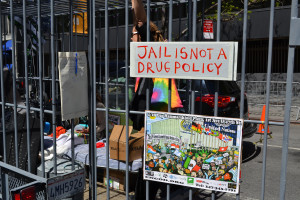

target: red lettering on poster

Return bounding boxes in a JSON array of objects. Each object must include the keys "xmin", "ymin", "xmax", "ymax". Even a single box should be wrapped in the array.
[
  {"xmin": 207, "ymin": 63, "xmax": 213, "ymax": 72},
  {"xmin": 192, "ymin": 63, "xmax": 199, "ymax": 72},
  {"xmin": 182, "ymin": 63, "xmax": 190, "ymax": 72},
  {"xmin": 156, "ymin": 62, "xmax": 163, "ymax": 72},
  {"xmin": 215, "ymin": 63, "xmax": 222, "ymax": 75},
  {"xmin": 217, "ymin": 48, "xmax": 227, "ymax": 60},
  {"xmin": 138, "ymin": 62, "xmax": 145, "ymax": 73},
  {"xmin": 164, "ymin": 47, "xmax": 171, "ymax": 57},
  {"xmin": 148, "ymin": 47, "xmax": 157, "ymax": 59},
  {"xmin": 180, "ymin": 47, "xmax": 188, "ymax": 59},
  {"xmin": 147, "ymin": 62, "xmax": 155, "ymax": 73},
  {"xmin": 165, "ymin": 61, "xmax": 170, "ymax": 72},
  {"xmin": 199, "ymin": 49, "xmax": 206, "ymax": 58},
  {"xmin": 175, "ymin": 62, "xmax": 180, "ymax": 74},
  {"xmin": 137, "ymin": 46, "xmax": 148, "ymax": 59},
  {"xmin": 207, "ymin": 48, "xmax": 213, "ymax": 60},
  {"xmin": 190, "ymin": 48, "xmax": 198, "ymax": 59}
]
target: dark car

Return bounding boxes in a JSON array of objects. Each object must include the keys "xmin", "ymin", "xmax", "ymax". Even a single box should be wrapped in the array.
[{"xmin": 178, "ymin": 80, "xmax": 257, "ymax": 138}]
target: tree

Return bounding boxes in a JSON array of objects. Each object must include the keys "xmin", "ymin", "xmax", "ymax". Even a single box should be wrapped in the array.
[{"xmin": 173, "ymin": 0, "xmax": 292, "ymax": 40}]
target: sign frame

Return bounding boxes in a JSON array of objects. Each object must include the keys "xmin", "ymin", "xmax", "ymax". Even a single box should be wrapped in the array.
[
  {"xmin": 143, "ymin": 111, "xmax": 243, "ymax": 194},
  {"xmin": 130, "ymin": 42, "xmax": 238, "ymax": 81}
]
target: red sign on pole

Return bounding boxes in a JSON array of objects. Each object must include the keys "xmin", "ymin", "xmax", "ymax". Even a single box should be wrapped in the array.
[{"xmin": 203, "ymin": 19, "xmax": 214, "ymax": 39}]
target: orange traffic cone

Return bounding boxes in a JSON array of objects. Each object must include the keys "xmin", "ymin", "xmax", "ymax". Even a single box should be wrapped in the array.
[{"xmin": 257, "ymin": 105, "xmax": 271, "ymax": 134}]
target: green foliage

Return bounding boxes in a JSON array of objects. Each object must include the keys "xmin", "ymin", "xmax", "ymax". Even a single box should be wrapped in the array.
[{"xmin": 200, "ymin": 0, "xmax": 291, "ymax": 22}]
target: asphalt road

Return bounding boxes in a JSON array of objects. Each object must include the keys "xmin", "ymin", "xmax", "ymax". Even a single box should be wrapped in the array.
[{"xmin": 167, "ymin": 123, "xmax": 300, "ymax": 200}]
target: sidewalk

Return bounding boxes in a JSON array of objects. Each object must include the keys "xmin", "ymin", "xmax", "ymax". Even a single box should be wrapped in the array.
[{"xmin": 248, "ymin": 95, "xmax": 300, "ymax": 123}]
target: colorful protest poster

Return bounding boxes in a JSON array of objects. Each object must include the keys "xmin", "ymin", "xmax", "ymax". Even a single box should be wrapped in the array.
[{"xmin": 144, "ymin": 111, "xmax": 243, "ymax": 194}]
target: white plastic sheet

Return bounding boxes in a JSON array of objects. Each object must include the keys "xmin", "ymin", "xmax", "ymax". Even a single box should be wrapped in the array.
[{"xmin": 58, "ymin": 52, "xmax": 88, "ymax": 121}]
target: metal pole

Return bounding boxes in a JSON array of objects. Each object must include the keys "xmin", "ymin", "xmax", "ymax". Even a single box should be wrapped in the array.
[
  {"xmin": 0, "ymin": 3, "xmax": 7, "ymax": 163},
  {"xmin": 62, "ymin": 16, "xmax": 65, "ymax": 52},
  {"xmin": 105, "ymin": 0, "xmax": 110, "ymax": 199},
  {"xmin": 146, "ymin": 1, "xmax": 151, "ymax": 199},
  {"xmin": 10, "ymin": 0, "xmax": 19, "ymax": 168},
  {"xmin": 167, "ymin": 1, "xmax": 173, "ymax": 199},
  {"xmin": 92, "ymin": 0, "xmax": 97, "ymax": 197},
  {"xmin": 23, "ymin": 0, "xmax": 32, "ymax": 173},
  {"xmin": 261, "ymin": 1, "xmax": 275, "ymax": 199},
  {"xmin": 50, "ymin": 0, "xmax": 57, "ymax": 175},
  {"xmin": 37, "ymin": 0, "xmax": 45, "ymax": 177},
  {"xmin": 238, "ymin": 0, "xmax": 249, "ymax": 200},
  {"xmin": 189, "ymin": 0, "xmax": 197, "ymax": 199},
  {"xmin": 69, "ymin": 0, "xmax": 75, "ymax": 171},
  {"xmin": 69, "ymin": 0, "xmax": 73, "ymax": 51},
  {"xmin": 116, "ymin": 12, "xmax": 119, "ymax": 108},
  {"xmin": 98, "ymin": 13, "xmax": 102, "ymax": 95},
  {"xmin": 125, "ymin": 0, "xmax": 129, "ymax": 198},
  {"xmin": 212, "ymin": 1, "xmax": 221, "ymax": 199},
  {"xmin": 87, "ymin": 0, "xmax": 97, "ymax": 198},
  {"xmin": 279, "ymin": 0, "xmax": 297, "ymax": 199}
]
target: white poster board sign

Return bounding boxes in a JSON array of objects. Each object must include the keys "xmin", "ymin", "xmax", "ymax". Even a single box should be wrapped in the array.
[
  {"xmin": 130, "ymin": 42, "xmax": 238, "ymax": 81},
  {"xmin": 144, "ymin": 111, "xmax": 243, "ymax": 194},
  {"xmin": 58, "ymin": 52, "xmax": 88, "ymax": 121}
]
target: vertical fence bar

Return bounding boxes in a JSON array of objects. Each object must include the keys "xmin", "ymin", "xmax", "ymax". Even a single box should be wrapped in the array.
[
  {"xmin": 98, "ymin": 13, "xmax": 102, "ymax": 95},
  {"xmin": 185, "ymin": 0, "xmax": 192, "ymax": 116},
  {"xmin": 88, "ymin": 0, "xmax": 92, "ymax": 198},
  {"xmin": 0, "ymin": 2, "xmax": 7, "ymax": 164},
  {"xmin": 50, "ymin": 0, "xmax": 57, "ymax": 175},
  {"xmin": 261, "ymin": 1, "xmax": 275, "ymax": 199},
  {"xmin": 238, "ymin": 1, "xmax": 249, "ymax": 200},
  {"xmin": 188, "ymin": 0, "xmax": 197, "ymax": 199},
  {"xmin": 105, "ymin": 0, "xmax": 110, "ymax": 199},
  {"xmin": 75, "ymin": 11, "xmax": 78, "ymax": 52},
  {"xmin": 69, "ymin": 0, "xmax": 75, "ymax": 171},
  {"xmin": 125, "ymin": 0, "xmax": 129, "ymax": 198},
  {"xmin": 212, "ymin": 1, "xmax": 222, "ymax": 199},
  {"xmin": 280, "ymin": 0, "xmax": 297, "ymax": 199},
  {"xmin": 37, "ymin": 0, "xmax": 45, "ymax": 177},
  {"xmin": 116, "ymin": 12, "xmax": 119, "ymax": 109},
  {"xmin": 10, "ymin": 0, "xmax": 19, "ymax": 168},
  {"xmin": 1, "ymin": 168, "xmax": 8, "ymax": 200},
  {"xmin": 146, "ymin": 0, "xmax": 150, "ymax": 199},
  {"xmin": 92, "ymin": 0, "xmax": 97, "ymax": 197},
  {"xmin": 88, "ymin": 0, "xmax": 97, "ymax": 198},
  {"xmin": 62, "ymin": 16, "xmax": 65, "ymax": 52},
  {"xmin": 167, "ymin": 1, "xmax": 173, "ymax": 199},
  {"xmin": 69, "ymin": 0, "xmax": 73, "ymax": 51},
  {"xmin": 23, "ymin": 0, "xmax": 31, "ymax": 173}
]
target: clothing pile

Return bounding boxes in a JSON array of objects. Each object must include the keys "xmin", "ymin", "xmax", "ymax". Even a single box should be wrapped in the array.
[{"xmin": 43, "ymin": 124, "xmax": 89, "ymax": 160}]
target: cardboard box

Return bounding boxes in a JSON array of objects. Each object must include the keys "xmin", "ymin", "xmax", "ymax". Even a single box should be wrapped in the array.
[
  {"xmin": 109, "ymin": 125, "xmax": 144, "ymax": 162},
  {"xmin": 103, "ymin": 169, "xmax": 138, "ymax": 191}
]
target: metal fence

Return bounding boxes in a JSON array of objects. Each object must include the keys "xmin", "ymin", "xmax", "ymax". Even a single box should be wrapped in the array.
[
  {"xmin": 238, "ymin": 81, "xmax": 300, "ymax": 121},
  {"xmin": 0, "ymin": 161, "xmax": 47, "ymax": 200},
  {"xmin": 0, "ymin": 0, "xmax": 299, "ymax": 200}
]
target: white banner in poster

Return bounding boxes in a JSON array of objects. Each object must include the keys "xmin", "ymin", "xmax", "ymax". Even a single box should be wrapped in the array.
[
  {"xmin": 130, "ymin": 42, "xmax": 238, "ymax": 81},
  {"xmin": 58, "ymin": 52, "xmax": 88, "ymax": 121},
  {"xmin": 144, "ymin": 111, "xmax": 243, "ymax": 194}
]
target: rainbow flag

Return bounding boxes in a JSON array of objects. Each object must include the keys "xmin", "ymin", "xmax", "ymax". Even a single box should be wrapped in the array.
[{"xmin": 135, "ymin": 78, "xmax": 183, "ymax": 110}]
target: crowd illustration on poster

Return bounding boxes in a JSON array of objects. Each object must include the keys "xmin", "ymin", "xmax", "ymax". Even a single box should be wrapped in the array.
[{"xmin": 144, "ymin": 111, "xmax": 243, "ymax": 194}]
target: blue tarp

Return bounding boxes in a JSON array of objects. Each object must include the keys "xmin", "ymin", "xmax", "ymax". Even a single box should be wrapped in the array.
[
  {"xmin": 2, "ymin": 40, "xmax": 13, "ymax": 70},
  {"xmin": 2, "ymin": 40, "xmax": 12, "ymax": 51}
]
